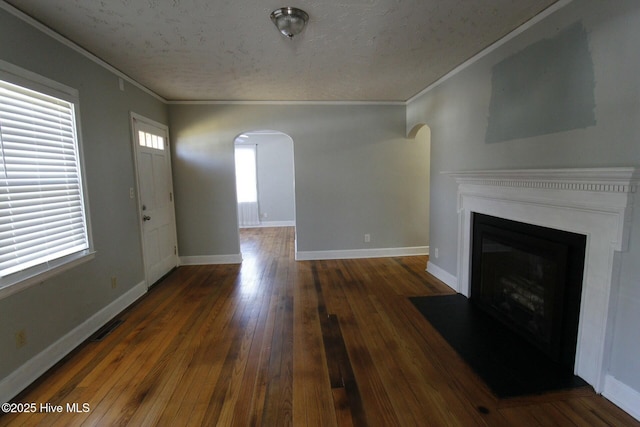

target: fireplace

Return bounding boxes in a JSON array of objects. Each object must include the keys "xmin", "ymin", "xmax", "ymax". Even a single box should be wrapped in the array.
[
  {"xmin": 442, "ymin": 167, "xmax": 637, "ymax": 392},
  {"xmin": 471, "ymin": 213, "xmax": 586, "ymax": 369}
]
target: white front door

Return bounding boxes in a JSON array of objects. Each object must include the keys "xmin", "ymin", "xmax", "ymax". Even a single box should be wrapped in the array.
[{"xmin": 132, "ymin": 114, "xmax": 178, "ymax": 287}]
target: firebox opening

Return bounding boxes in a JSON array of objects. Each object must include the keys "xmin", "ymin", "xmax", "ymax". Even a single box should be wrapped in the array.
[{"xmin": 471, "ymin": 213, "xmax": 586, "ymax": 370}]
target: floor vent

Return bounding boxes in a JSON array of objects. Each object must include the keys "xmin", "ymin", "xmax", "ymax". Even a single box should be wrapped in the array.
[{"xmin": 91, "ymin": 319, "xmax": 124, "ymax": 342}]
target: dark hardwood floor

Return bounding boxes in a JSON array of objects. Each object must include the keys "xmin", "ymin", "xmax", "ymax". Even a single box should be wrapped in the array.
[{"xmin": 1, "ymin": 227, "xmax": 637, "ymax": 426}]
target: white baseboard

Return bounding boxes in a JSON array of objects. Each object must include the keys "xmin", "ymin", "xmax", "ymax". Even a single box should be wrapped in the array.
[
  {"xmin": 295, "ymin": 246, "xmax": 428, "ymax": 261},
  {"xmin": 179, "ymin": 254, "xmax": 243, "ymax": 265},
  {"xmin": 603, "ymin": 375, "xmax": 640, "ymax": 421},
  {"xmin": 240, "ymin": 221, "xmax": 295, "ymax": 228},
  {"xmin": 426, "ymin": 261, "xmax": 458, "ymax": 291},
  {"xmin": 0, "ymin": 280, "xmax": 147, "ymax": 404}
]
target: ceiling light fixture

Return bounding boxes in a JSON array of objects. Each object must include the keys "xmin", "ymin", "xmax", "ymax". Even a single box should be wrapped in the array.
[{"xmin": 270, "ymin": 7, "xmax": 309, "ymax": 39}]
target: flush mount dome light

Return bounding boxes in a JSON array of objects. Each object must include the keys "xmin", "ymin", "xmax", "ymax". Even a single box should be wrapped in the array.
[{"xmin": 270, "ymin": 7, "xmax": 309, "ymax": 39}]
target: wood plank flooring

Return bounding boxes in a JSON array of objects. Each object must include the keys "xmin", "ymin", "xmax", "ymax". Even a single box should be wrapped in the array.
[{"xmin": 1, "ymin": 227, "xmax": 638, "ymax": 426}]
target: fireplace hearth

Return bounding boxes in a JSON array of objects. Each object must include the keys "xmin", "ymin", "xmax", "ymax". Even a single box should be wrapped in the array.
[
  {"xmin": 443, "ymin": 167, "xmax": 638, "ymax": 392},
  {"xmin": 471, "ymin": 213, "xmax": 586, "ymax": 369}
]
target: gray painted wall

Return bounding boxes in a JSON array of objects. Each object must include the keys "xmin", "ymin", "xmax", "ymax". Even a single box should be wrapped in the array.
[
  {"xmin": 485, "ymin": 21, "xmax": 596, "ymax": 143},
  {"xmin": 0, "ymin": 9, "xmax": 168, "ymax": 381},
  {"xmin": 3, "ymin": 0, "xmax": 636, "ymax": 405},
  {"xmin": 236, "ymin": 132, "xmax": 296, "ymax": 224},
  {"xmin": 169, "ymin": 103, "xmax": 430, "ymax": 257},
  {"xmin": 407, "ymin": 0, "xmax": 640, "ymax": 392}
]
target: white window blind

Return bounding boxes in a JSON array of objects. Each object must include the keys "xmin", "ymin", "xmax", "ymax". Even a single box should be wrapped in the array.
[{"xmin": 0, "ymin": 79, "xmax": 89, "ymax": 279}]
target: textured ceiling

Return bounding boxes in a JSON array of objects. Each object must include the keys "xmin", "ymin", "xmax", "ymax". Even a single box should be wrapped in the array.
[{"xmin": 5, "ymin": 0, "xmax": 559, "ymax": 102}]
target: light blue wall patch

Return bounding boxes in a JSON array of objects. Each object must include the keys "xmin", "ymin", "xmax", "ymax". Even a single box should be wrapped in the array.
[{"xmin": 486, "ymin": 22, "xmax": 596, "ymax": 143}]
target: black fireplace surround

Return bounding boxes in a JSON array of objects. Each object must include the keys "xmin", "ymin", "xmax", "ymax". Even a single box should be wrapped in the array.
[{"xmin": 471, "ymin": 213, "xmax": 587, "ymax": 370}]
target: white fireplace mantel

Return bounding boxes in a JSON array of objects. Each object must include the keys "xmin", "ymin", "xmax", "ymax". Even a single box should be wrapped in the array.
[{"xmin": 445, "ymin": 167, "xmax": 638, "ymax": 393}]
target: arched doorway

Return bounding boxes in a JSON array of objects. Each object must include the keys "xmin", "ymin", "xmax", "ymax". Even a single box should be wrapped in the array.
[
  {"xmin": 233, "ymin": 130, "xmax": 296, "ymax": 241},
  {"xmin": 407, "ymin": 123, "xmax": 432, "ymax": 269}
]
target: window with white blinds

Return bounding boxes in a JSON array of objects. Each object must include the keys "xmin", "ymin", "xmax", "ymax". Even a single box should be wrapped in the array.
[{"xmin": 0, "ymin": 75, "xmax": 90, "ymax": 288}]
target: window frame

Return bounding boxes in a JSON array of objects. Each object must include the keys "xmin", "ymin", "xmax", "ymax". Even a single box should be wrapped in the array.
[{"xmin": 0, "ymin": 60, "xmax": 94, "ymax": 300}]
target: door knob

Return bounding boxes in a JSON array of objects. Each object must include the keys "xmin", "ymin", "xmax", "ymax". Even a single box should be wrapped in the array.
[{"xmin": 143, "ymin": 215, "xmax": 151, "ymax": 221}]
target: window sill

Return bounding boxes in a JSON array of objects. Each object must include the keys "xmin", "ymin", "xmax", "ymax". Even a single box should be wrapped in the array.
[{"xmin": 0, "ymin": 251, "xmax": 96, "ymax": 301}]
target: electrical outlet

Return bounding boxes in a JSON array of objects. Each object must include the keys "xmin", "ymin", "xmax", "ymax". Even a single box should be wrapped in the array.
[
  {"xmin": 434, "ymin": 248, "xmax": 439, "ymax": 259},
  {"xmin": 15, "ymin": 330, "xmax": 26, "ymax": 348},
  {"xmin": 111, "ymin": 277, "xmax": 117, "ymax": 289},
  {"xmin": 364, "ymin": 233, "xmax": 371, "ymax": 243}
]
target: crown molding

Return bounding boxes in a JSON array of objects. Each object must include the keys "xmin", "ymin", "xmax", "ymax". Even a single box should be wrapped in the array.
[
  {"xmin": 0, "ymin": 1, "xmax": 167, "ymax": 103},
  {"xmin": 3, "ymin": 0, "xmax": 575, "ymax": 107},
  {"xmin": 167, "ymin": 99, "xmax": 405, "ymax": 106},
  {"xmin": 406, "ymin": 0, "xmax": 574, "ymax": 104}
]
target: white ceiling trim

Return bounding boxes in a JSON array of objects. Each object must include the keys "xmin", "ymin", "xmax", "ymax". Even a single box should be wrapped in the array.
[
  {"xmin": 406, "ymin": 0, "xmax": 574, "ymax": 104},
  {"xmin": 168, "ymin": 99, "xmax": 406, "ymax": 106},
  {"xmin": 0, "ymin": 0, "xmax": 166, "ymax": 103},
  {"xmin": 3, "ymin": 0, "xmax": 572, "ymax": 107},
  {"xmin": 0, "ymin": 0, "xmax": 404, "ymax": 108}
]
